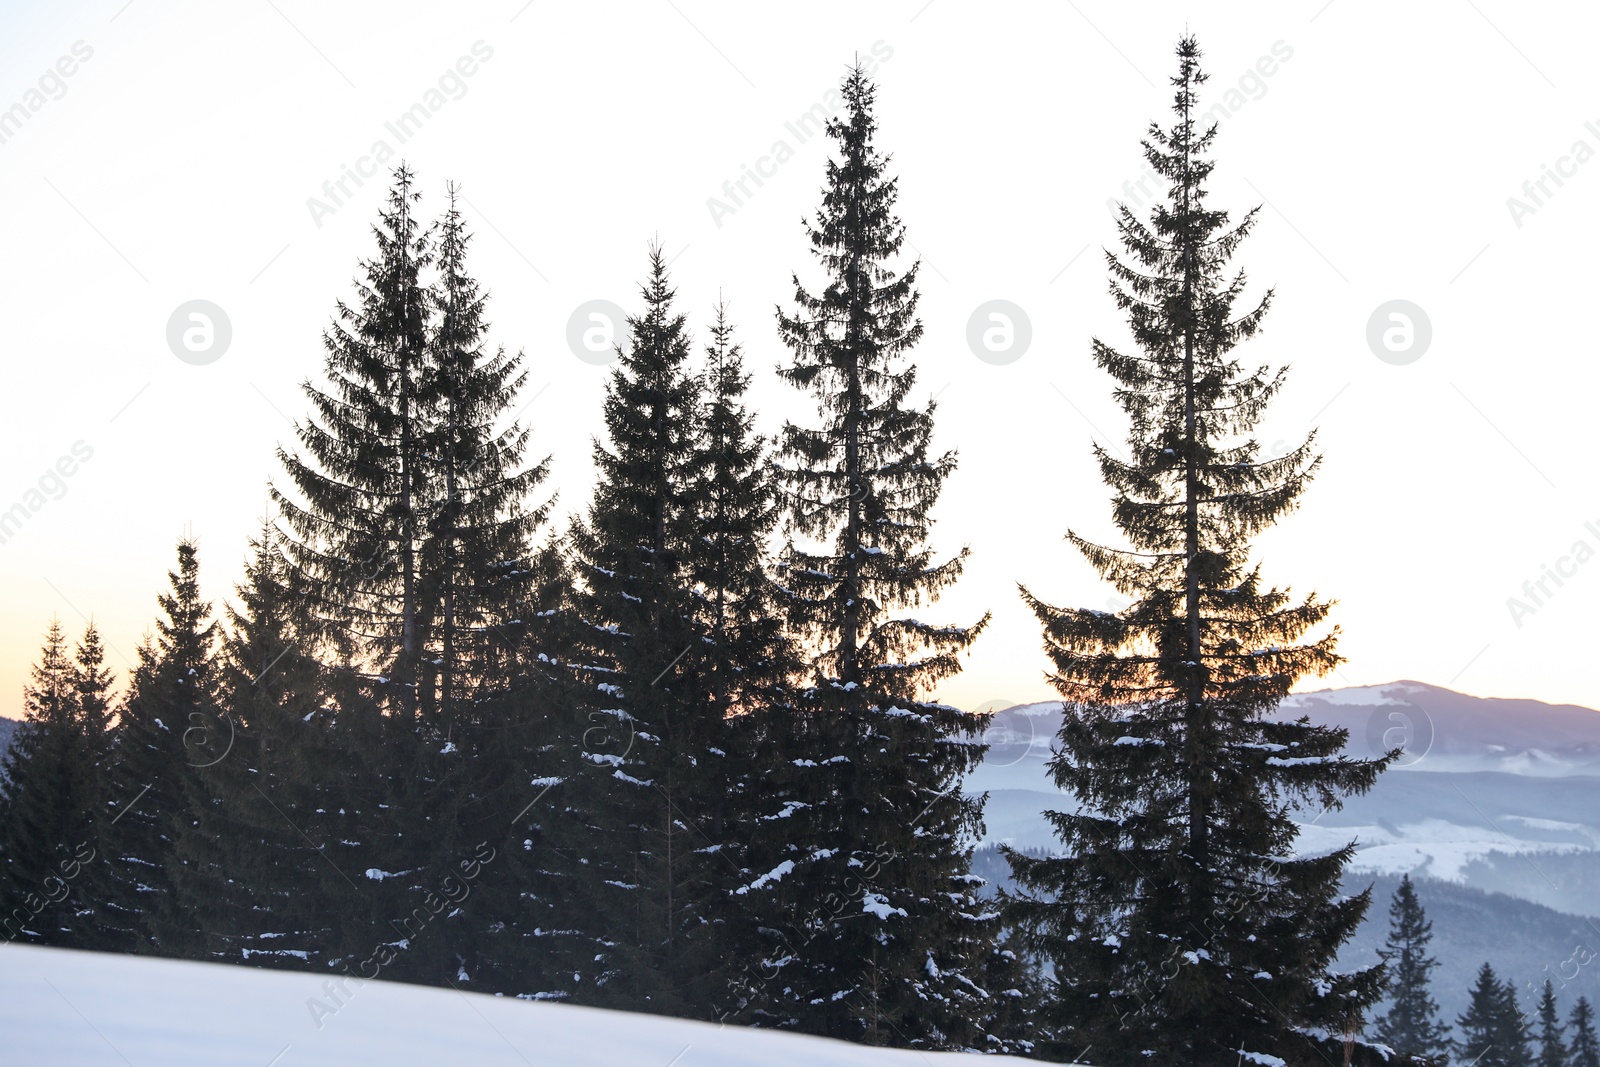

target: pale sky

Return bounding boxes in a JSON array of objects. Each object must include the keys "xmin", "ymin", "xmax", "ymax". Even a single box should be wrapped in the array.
[{"xmin": 1, "ymin": 0, "xmax": 1595, "ymax": 719}]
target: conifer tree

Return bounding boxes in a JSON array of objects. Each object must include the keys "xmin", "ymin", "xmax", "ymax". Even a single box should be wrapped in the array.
[
  {"xmin": 93, "ymin": 538, "xmax": 219, "ymax": 955},
  {"xmin": 1374, "ymin": 875, "xmax": 1449, "ymax": 1064},
  {"xmin": 264, "ymin": 169, "xmax": 566, "ymax": 995},
  {"xmin": 1501, "ymin": 978, "xmax": 1535, "ymax": 1067},
  {"xmin": 0, "ymin": 620, "xmax": 97, "ymax": 946},
  {"xmin": 65, "ymin": 622, "xmax": 117, "ymax": 942},
  {"xmin": 763, "ymin": 64, "xmax": 993, "ymax": 1048},
  {"xmin": 1570, "ymin": 997, "xmax": 1600, "ymax": 1067},
  {"xmin": 1539, "ymin": 981, "xmax": 1568, "ymax": 1067},
  {"xmin": 418, "ymin": 182, "xmax": 553, "ymax": 724},
  {"xmin": 566, "ymin": 244, "xmax": 713, "ymax": 1015},
  {"xmin": 1457, "ymin": 964, "xmax": 1531, "ymax": 1067},
  {"xmin": 688, "ymin": 300, "xmax": 791, "ymax": 754},
  {"xmin": 367, "ymin": 184, "xmax": 558, "ymax": 991},
  {"xmin": 274, "ymin": 163, "xmax": 434, "ymax": 718},
  {"xmin": 164, "ymin": 524, "xmax": 335, "ymax": 968},
  {"xmin": 1003, "ymin": 37, "xmax": 1392, "ymax": 1067},
  {"xmin": 72, "ymin": 623, "xmax": 116, "ymax": 771},
  {"xmin": 683, "ymin": 301, "xmax": 800, "ymax": 1018}
]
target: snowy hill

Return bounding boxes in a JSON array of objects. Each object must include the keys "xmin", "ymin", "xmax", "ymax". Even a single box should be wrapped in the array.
[
  {"xmin": 970, "ymin": 681, "xmax": 1600, "ymax": 911},
  {"xmin": 0, "ymin": 944, "xmax": 1039, "ymax": 1067}
]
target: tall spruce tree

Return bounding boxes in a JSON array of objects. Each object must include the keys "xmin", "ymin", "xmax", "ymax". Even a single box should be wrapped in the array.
[
  {"xmin": 1374, "ymin": 875, "xmax": 1449, "ymax": 1064},
  {"xmin": 1457, "ymin": 964, "xmax": 1531, "ymax": 1067},
  {"xmin": 1539, "ymin": 981, "xmax": 1569, "ymax": 1067},
  {"xmin": 378, "ymin": 185, "xmax": 557, "ymax": 991},
  {"xmin": 763, "ymin": 64, "xmax": 993, "ymax": 1048},
  {"xmin": 566, "ymin": 244, "xmax": 716, "ymax": 1015},
  {"xmin": 274, "ymin": 163, "xmax": 434, "ymax": 718},
  {"xmin": 1570, "ymin": 997, "xmax": 1600, "ymax": 1067},
  {"xmin": 684, "ymin": 301, "xmax": 801, "ymax": 1020},
  {"xmin": 1002, "ymin": 37, "xmax": 1393, "ymax": 1067},
  {"xmin": 418, "ymin": 182, "xmax": 553, "ymax": 725},
  {"xmin": 271, "ymin": 170, "xmax": 559, "ymax": 990},
  {"xmin": 93, "ymin": 538, "xmax": 220, "ymax": 955},
  {"xmin": 0, "ymin": 620, "xmax": 98, "ymax": 946}
]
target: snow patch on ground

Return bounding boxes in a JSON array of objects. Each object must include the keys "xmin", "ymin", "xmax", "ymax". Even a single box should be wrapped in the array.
[{"xmin": 1, "ymin": 945, "xmax": 1039, "ymax": 1066}]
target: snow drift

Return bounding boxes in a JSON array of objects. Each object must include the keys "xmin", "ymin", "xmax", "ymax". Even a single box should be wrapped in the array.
[{"xmin": 0, "ymin": 943, "xmax": 1040, "ymax": 1066}]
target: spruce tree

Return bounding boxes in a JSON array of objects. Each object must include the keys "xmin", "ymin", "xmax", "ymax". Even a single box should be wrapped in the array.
[
  {"xmin": 1457, "ymin": 966, "xmax": 1504, "ymax": 1067},
  {"xmin": 274, "ymin": 163, "xmax": 434, "ymax": 717},
  {"xmin": 1003, "ymin": 37, "xmax": 1392, "ymax": 1066},
  {"xmin": 164, "ymin": 524, "xmax": 336, "ymax": 968},
  {"xmin": 1498, "ymin": 974, "xmax": 1535, "ymax": 1067},
  {"xmin": 368, "ymin": 184, "xmax": 557, "ymax": 991},
  {"xmin": 1457, "ymin": 964, "xmax": 1531, "ymax": 1067},
  {"xmin": 93, "ymin": 538, "xmax": 220, "ymax": 956},
  {"xmin": 72, "ymin": 623, "xmax": 116, "ymax": 772},
  {"xmin": 763, "ymin": 64, "xmax": 993, "ymax": 1048},
  {"xmin": 1374, "ymin": 875, "xmax": 1449, "ymax": 1064},
  {"xmin": 0, "ymin": 620, "xmax": 97, "ymax": 946},
  {"xmin": 565, "ymin": 244, "xmax": 714, "ymax": 1015},
  {"xmin": 1539, "ymin": 981, "xmax": 1568, "ymax": 1067},
  {"xmin": 684, "ymin": 301, "xmax": 801, "ymax": 1020},
  {"xmin": 65, "ymin": 622, "xmax": 117, "ymax": 943},
  {"xmin": 418, "ymin": 182, "xmax": 553, "ymax": 724},
  {"xmin": 1570, "ymin": 997, "xmax": 1600, "ymax": 1067},
  {"xmin": 270, "ymin": 169, "xmax": 559, "ymax": 990}
]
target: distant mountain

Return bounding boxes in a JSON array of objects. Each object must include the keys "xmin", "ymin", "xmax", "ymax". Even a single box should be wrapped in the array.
[
  {"xmin": 1279, "ymin": 681, "xmax": 1600, "ymax": 776},
  {"xmin": 969, "ymin": 682, "xmax": 1600, "ymax": 914}
]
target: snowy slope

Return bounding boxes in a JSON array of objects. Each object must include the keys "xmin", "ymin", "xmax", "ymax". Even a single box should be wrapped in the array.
[
  {"xmin": 968, "ymin": 682, "xmax": 1600, "ymax": 904},
  {"xmin": 0, "ymin": 944, "xmax": 1040, "ymax": 1067}
]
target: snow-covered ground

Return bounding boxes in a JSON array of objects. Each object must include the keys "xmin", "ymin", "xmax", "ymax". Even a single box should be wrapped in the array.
[{"xmin": 0, "ymin": 944, "xmax": 1039, "ymax": 1067}]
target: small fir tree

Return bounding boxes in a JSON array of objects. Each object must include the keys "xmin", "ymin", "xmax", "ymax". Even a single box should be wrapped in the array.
[
  {"xmin": 0, "ymin": 620, "xmax": 98, "ymax": 946},
  {"xmin": 1539, "ymin": 980, "xmax": 1568, "ymax": 1067},
  {"xmin": 1569, "ymin": 997, "xmax": 1600, "ymax": 1067},
  {"xmin": 1373, "ymin": 875, "xmax": 1450, "ymax": 1064}
]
